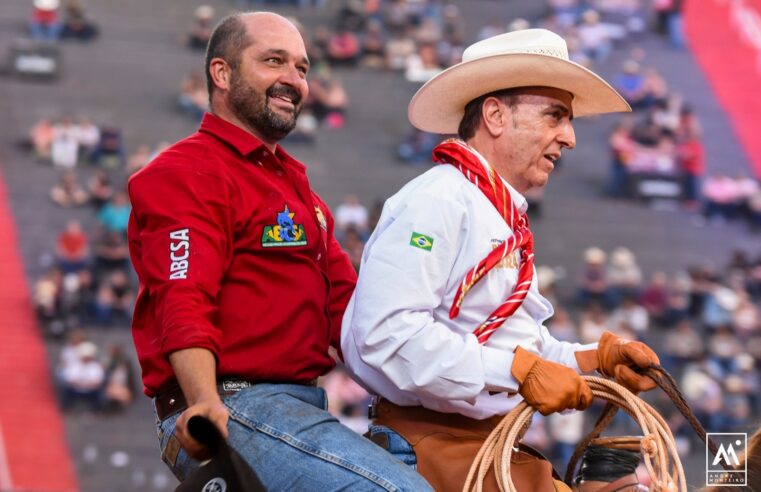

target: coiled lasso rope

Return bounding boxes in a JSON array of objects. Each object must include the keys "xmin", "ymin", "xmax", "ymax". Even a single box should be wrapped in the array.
[{"xmin": 462, "ymin": 376, "xmax": 686, "ymax": 492}]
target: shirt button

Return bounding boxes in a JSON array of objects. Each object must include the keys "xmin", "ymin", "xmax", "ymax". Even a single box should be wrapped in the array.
[
  {"xmin": 256, "ymin": 161, "xmax": 263, "ymax": 166},
  {"xmin": 316, "ymin": 253, "xmax": 322, "ymax": 260},
  {"xmin": 275, "ymin": 170, "xmax": 283, "ymax": 177}
]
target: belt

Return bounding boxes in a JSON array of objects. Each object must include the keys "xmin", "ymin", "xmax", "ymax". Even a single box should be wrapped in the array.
[
  {"xmin": 368, "ymin": 396, "xmax": 503, "ymax": 433},
  {"xmin": 154, "ymin": 378, "xmax": 317, "ymax": 421}
]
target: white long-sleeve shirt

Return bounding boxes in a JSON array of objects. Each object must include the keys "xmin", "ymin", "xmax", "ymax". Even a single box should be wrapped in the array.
[{"xmin": 341, "ymin": 156, "xmax": 596, "ymax": 419}]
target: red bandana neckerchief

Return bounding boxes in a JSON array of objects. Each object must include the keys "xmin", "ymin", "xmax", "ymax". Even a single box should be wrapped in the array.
[{"xmin": 432, "ymin": 139, "xmax": 535, "ymax": 344}]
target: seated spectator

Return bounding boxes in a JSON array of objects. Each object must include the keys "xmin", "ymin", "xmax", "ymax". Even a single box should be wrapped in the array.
[
  {"xmin": 91, "ymin": 284, "xmax": 116, "ymax": 325},
  {"xmin": 87, "ymin": 170, "xmax": 113, "ymax": 209},
  {"xmin": 58, "ymin": 329, "xmax": 88, "ymax": 375},
  {"xmin": 29, "ymin": 118, "xmax": 55, "ymax": 160},
  {"xmin": 614, "ymin": 60, "xmax": 646, "ymax": 108},
  {"xmin": 578, "ymin": 247, "xmax": 611, "ymax": 307},
  {"xmin": 702, "ymin": 174, "xmax": 740, "ymax": 221},
  {"xmin": 109, "ymin": 270, "xmax": 135, "ymax": 317},
  {"xmin": 405, "ymin": 43, "xmax": 442, "ymax": 83},
  {"xmin": 56, "ymin": 219, "xmax": 89, "ymax": 274},
  {"xmin": 361, "ymin": 19, "xmax": 386, "ymax": 68},
  {"xmin": 61, "ymin": 0, "xmax": 98, "ymax": 41},
  {"xmin": 385, "ymin": 29, "xmax": 416, "ymax": 72},
  {"xmin": 398, "ymin": 127, "xmax": 439, "ymax": 165},
  {"xmin": 662, "ymin": 319, "xmax": 704, "ymax": 371},
  {"xmin": 97, "ymin": 191, "xmax": 131, "ymax": 235},
  {"xmin": 187, "ymin": 5, "xmax": 214, "ymax": 50},
  {"xmin": 577, "ymin": 9, "xmax": 612, "ymax": 63},
  {"xmin": 708, "ymin": 325, "xmax": 744, "ymax": 375},
  {"xmin": 307, "ymin": 69, "xmax": 347, "ymax": 124},
  {"xmin": 579, "ymin": 303, "xmax": 609, "ymax": 343},
  {"xmin": 732, "ymin": 291, "xmax": 759, "ymax": 339},
  {"xmin": 327, "ymin": 28, "xmax": 360, "ymax": 66},
  {"xmin": 682, "ymin": 365, "xmax": 723, "ymax": 432},
  {"xmin": 341, "ymin": 227, "xmax": 365, "ymax": 272},
  {"xmin": 639, "ymin": 271, "xmax": 670, "ymax": 321},
  {"xmin": 179, "ymin": 71, "xmax": 208, "ymax": 119},
  {"xmin": 74, "ymin": 117, "xmax": 100, "ymax": 163},
  {"xmin": 51, "ymin": 117, "xmax": 80, "ymax": 169},
  {"xmin": 103, "ymin": 345, "xmax": 136, "ymax": 410},
  {"xmin": 334, "ymin": 194, "xmax": 368, "ymax": 234},
  {"xmin": 34, "ymin": 268, "xmax": 62, "ymax": 323},
  {"xmin": 29, "ymin": 0, "xmax": 63, "ymax": 42},
  {"xmin": 60, "ymin": 341, "xmax": 105, "ymax": 411},
  {"xmin": 546, "ymin": 307, "xmax": 577, "ymax": 342},
  {"xmin": 736, "ymin": 174, "xmax": 760, "ymax": 221},
  {"xmin": 663, "ymin": 273, "xmax": 691, "ymax": 325},
  {"xmin": 607, "ymin": 246, "xmax": 642, "ymax": 301},
  {"xmin": 126, "ymin": 144, "xmax": 153, "ymax": 175},
  {"xmin": 91, "ymin": 126, "xmax": 125, "ymax": 169},
  {"xmin": 609, "ymin": 296, "xmax": 649, "ymax": 338},
  {"xmin": 93, "ymin": 230, "xmax": 131, "ymax": 276},
  {"xmin": 640, "ymin": 67, "xmax": 669, "ymax": 109},
  {"xmin": 50, "ymin": 171, "xmax": 88, "ymax": 207}
]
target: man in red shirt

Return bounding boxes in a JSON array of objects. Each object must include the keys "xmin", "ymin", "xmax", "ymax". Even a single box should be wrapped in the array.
[{"xmin": 128, "ymin": 12, "xmax": 430, "ymax": 491}]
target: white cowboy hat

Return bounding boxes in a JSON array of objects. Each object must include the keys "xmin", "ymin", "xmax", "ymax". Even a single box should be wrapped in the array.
[
  {"xmin": 34, "ymin": 0, "xmax": 59, "ymax": 10},
  {"xmin": 408, "ymin": 29, "xmax": 630, "ymax": 134}
]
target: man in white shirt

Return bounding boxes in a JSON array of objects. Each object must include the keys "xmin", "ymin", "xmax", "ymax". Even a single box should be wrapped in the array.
[{"xmin": 342, "ymin": 29, "xmax": 660, "ymax": 490}]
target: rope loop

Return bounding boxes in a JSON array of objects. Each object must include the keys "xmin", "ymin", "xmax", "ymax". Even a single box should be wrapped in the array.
[{"xmin": 463, "ymin": 376, "xmax": 686, "ymax": 492}]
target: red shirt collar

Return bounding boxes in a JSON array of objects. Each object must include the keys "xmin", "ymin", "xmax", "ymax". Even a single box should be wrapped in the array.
[{"xmin": 199, "ymin": 112, "xmax": 306, "ymax": 172}]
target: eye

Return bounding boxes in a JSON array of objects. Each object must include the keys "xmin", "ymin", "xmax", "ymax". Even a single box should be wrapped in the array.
[{"xmin": 265, "ymin": 57, "xmax": 283, "ymax": 65}]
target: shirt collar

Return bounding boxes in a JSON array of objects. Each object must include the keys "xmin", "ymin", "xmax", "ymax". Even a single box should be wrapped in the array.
[
  {"xmin": 198, "ymin": 113, "xmax": 306, "ymax": 172},
  {"xmin": 467, "ymin": 145, "xmax": 529, "ymax": 214}
]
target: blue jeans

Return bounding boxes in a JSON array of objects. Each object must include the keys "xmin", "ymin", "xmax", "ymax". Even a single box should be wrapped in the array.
[
  {"xmin": 368, "ymin": 425, "xmax": 418, "ymax": 469},
  {"xmin": 154, "ymin": 383, "xmax": 432, "ymax": 491}
]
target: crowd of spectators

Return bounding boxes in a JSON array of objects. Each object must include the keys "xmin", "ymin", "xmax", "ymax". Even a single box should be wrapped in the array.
[
  {"xmin": 28, "ymin": 0, "xmax": 99, "ymax": 43},
  {"xmin": 56, "ymin": 330, "xmax": 137, "ymax": 413}
]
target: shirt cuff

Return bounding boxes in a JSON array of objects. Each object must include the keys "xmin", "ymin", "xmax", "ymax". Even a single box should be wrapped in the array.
[
  {"xmin": 572, "ymin": 342, "xmax": 599, "ymax": 373},
  {"xmin": 482, "ymin": 345, "xmax": 519, "ymax": 393}
]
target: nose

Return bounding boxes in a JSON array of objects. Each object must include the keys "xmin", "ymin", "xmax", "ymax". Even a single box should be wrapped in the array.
[
  {"xmin": 280, "ymin": 64, "xmax": 307, "ymax": 90},
  {"xmin": 559, "ymin": 120, "xmax": 576, "ymax": 150}
]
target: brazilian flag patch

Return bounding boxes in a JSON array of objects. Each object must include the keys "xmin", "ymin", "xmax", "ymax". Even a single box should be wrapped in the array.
[{"xmin": 410, "ymin": 232, "xmax": 434, "ymax": 252}]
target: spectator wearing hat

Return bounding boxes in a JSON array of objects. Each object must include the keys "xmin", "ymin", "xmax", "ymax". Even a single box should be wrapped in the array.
[
  {"xmin": 607, "ymin": 247, "xmax": 642, "ymax": 303},
  {"xmin": 60, "ymin": 341, "xmax": 105, "ymax": 411},
  {"xmin": 578, "ymin": 247, "xmax": 613, "ymax": 307},
  {"xmin": 29, "ymin": 0, "xmax": 63, "ymax": 42},
  {"xmin": 341, "ymin": 28, "xmax": 658, "ymax": 490},
  {"xmin": 187, "ymin": 5, "xmax": 215, "ymax": 51}
]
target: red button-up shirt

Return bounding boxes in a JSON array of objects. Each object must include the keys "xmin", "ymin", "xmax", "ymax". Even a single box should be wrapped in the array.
[{"xmin": 128, "ymin": 113, "xmax": 357, "ymax": 396}]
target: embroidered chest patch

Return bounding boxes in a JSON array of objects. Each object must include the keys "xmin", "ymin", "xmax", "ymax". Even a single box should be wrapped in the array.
[{"xmin": 262, "ymin": 205, "xmax": 307, "ymax": 247}]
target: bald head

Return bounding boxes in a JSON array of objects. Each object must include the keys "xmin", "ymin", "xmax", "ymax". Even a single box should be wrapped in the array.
[{"xmin": 204, "ymin": 12, "xmax": 304, "ymax": 102}]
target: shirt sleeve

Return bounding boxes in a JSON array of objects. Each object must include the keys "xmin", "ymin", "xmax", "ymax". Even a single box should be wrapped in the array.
[
  {"xmin": 538, "ymin": 324, "xmax": 598, "ymax": 373},
  {"xmin": 344, "ymin": 189, "xmax": 516, "ymax": 402},
  {"xmin": 128, "ymin": 165, "xmax": 232, "ymax": 362},
  {"xmin": 319, "ymin": 198, "xmax": 357, "ymax": 357}
]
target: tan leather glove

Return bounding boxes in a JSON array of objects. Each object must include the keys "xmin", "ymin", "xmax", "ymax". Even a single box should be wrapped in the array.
[
  {"xmin": 575, "ymin": 331, "xmax": 660, "ymax": 393},
  {"xmin": 511, "ymin": 346, "xmax": 593, "ymax": 416}
]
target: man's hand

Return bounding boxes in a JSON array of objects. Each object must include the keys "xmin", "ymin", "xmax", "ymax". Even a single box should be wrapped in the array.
[
  {"xmin": 511, "ymin": 346, "xmax": 593, "ymax": 416},
  {"xmin": 575, "ymin": 331, "xmax": 660, "ymax": 393},
  {"xmin": 168, "ymin": 348, "xmax": 228, "ymax": 461},
  {"xmin": 174, "ymin": 396, "xmax": 229, "ymax": 461}
]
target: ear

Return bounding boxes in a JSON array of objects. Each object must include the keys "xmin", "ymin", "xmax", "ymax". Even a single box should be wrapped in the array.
[
  {"xmin": 480, "ymin": 97, "xmax": 507, "ymax": 138},
  {"xmin": 209, "ymin": 57, "xmax": 232, "ymax": 92}
]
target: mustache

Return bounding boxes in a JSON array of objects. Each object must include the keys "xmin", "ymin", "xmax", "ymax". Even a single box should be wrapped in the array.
[{"xmin": 266, "ymin": 84, "xmax": 302, "ymax": 106}]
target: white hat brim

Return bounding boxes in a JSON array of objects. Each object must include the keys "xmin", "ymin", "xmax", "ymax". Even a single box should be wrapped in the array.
[{"xmin": 408, "ymin": 53, "xmax": 631, "ymax": 134}]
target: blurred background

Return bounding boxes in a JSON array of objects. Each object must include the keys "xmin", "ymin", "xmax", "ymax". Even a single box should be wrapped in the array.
[{"xmin": 0, "ymin": 0, "xmax": 760, "ymax": 490}]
